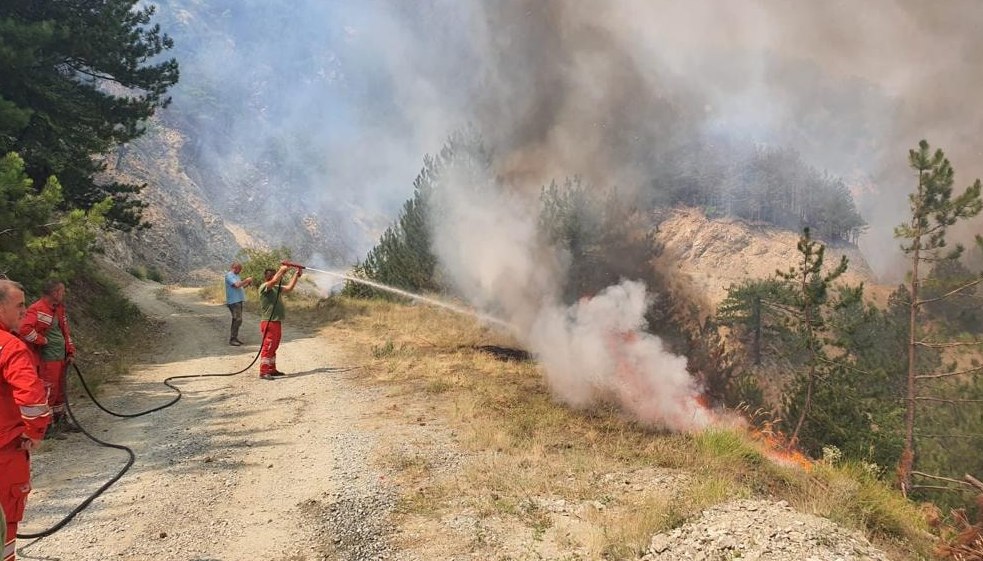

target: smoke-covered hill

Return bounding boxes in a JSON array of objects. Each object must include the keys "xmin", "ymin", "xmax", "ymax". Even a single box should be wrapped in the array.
[{"xmin": 108, "ymin": 0, "xmax": 983, "ymax": 283}]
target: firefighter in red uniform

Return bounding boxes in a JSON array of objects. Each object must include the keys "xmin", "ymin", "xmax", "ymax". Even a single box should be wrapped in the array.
[
  {"xmin": 0, "ymin": 280, "xmax": 53, "ymax": 560},
  {"xmin": 18, "ymin": 280, "xmax": 76, "ymax": 435}
]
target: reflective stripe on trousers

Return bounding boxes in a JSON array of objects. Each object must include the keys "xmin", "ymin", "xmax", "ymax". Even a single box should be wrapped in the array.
[{"xmin": 259, "ymin": 321, "xmax": 282, "ymax": 374}]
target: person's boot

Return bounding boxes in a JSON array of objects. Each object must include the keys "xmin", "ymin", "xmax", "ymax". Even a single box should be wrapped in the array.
[
  {"xmin": 45, "ymin": 417, "xmax": 68, "ymax": 440},
  {"xmin": 61, "ymin": 415, "xmax": 82, "ymax": 433}
]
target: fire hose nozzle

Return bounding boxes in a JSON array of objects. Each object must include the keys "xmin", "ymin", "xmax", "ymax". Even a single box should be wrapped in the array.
[{"xmin": 281, "ymin": 260, "xmax": 306, "ymax": 270}]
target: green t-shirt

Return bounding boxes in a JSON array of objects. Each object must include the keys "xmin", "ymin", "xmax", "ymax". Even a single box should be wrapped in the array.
[
  {"xmin": 259, "ymin": 283, "xmax": 285, "ymax": 321},
  {"xmin": 41, "ymin": 314, "xmax": 67, "ymax": 362}
]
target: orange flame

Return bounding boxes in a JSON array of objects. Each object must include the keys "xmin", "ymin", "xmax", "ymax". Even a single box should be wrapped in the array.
[
  {"xmin": 687, "ymin": 395, "xmax": 813, "ymax": 471},
  {"xmin": 748, "ymin": 421, "xmax": 813, "ymax": 471},
  {"xmin": 602, "ymin": 323, "xmax": 813, "ymax": 471}
]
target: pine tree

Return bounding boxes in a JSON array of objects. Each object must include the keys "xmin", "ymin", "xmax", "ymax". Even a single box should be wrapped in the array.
[
  {"xmin": 717, "ymin": 279, "xmax": 789, "ymax": 365},
  {"xmin": 0, "ymin": 1, "xmax": 179, "ymax": 229},
  {"xmin": 894, "ymin": 140, "xmax": 983, "ymax": 493},
  {"xmin": 539, "ymin": 176, "xmax": 608, "ymax": 300},
  {"xmin": 806, "ymin": 285, "xmax": 907, "ymax": 468},
  {"xmin": 777, "ymin": 228, "xmax": 849, "ymax": 446},
  {"xmin": 346, "ymin": 129, "xmax": 491, "ymax": 297}
]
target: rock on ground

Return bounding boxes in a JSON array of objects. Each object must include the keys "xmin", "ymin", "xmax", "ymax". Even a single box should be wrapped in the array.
[{"xmin": 642, "ymin": 499, "xmax": 891, "ymax": 561}]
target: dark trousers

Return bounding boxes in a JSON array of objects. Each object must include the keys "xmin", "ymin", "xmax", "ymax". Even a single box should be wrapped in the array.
[{"xmin": 228, "ymin": 302, "xmax": 243, "ymax": 340}]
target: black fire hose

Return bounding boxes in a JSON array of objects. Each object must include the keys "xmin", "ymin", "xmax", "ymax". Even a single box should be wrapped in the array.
[
  {"xmin": 15, "ymin": 366, "xmax": 137, "ymax": 539},
  {"xmin": 17, "ymin": 279, "xmax": 286, "ymax": 540}
]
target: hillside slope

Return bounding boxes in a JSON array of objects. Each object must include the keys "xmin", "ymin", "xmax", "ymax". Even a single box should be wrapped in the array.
[
  {"xmin": 99, "ymin": 120, "xmax": 241, "ymax": 281},
  {"xmin": 653, "ymin": 207, "xmax": 880, "ymax": 308},
  {"xmin": 100, "ymin": 113, "xmax": 371, "ymax": 281}
]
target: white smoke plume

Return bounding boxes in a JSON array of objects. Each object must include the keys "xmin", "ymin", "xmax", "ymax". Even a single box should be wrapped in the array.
[{"xmin": 430, "ymin": 171, "xmax": 709, "ymax": 431}]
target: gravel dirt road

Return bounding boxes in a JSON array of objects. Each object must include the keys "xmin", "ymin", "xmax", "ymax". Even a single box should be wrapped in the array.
[{"xmin": 19, "ymin": 281, "xmax": 394, "ymax": 561}]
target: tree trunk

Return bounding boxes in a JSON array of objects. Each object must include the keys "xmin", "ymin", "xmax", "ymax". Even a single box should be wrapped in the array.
[
  {"xmin": 790, "ymin": 363, "xmax": 815, "ymax": 448},
  {"xmin": 899, "ymin": 189, "xmax": 923, "ymax": 494},
  {"xmin": 790, "ymin": 251, "xmax": 814, "ymax": 448},
  {"xmin": 753, "ymin": 295, "xmax": 761, "ymax": 366},
  {"xmin": 899, "ymin": 245, "xmax": 919, "ymax": 494}
]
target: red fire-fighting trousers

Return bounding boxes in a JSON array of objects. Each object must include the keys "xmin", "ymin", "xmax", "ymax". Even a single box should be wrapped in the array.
[
  {"xmin": 38, "ymin": 361, "xmax": 66, "ymax": 415},
  {"xmin": 0, "ymin": 444, "xmax": 31, "ymax": 561},
  {"xmin": 259, "ymin": 321, "xmax": 282, "ymax": 375}
]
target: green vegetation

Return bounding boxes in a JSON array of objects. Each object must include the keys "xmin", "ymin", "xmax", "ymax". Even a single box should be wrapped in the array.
[
  {"xmin": 922, "ymin": 255, "xmax": 983, "ymax": 334},
  {"xmin": 0, "ymin": 152, "xmax": 108, "ymax": 293},
  {"xmin": 235, "ymin": 246, "xmax": 294, "ymax": 286},
  {"xmin": 0, "ymin": 1, "xmax": 175, "ymax": 400},
  {"xmin": 344, "ymin": 129, "xmax": 491, "ymax": 298},
  {"xmin": 127, "ymin": 264, "xmax": 164, "ymax": 283},
  {"xmin": 774, "ymin": 228, "xmax": 851, "ymax": 445},
  {"xmin": 0, "ymin": 0, "xmax": 178, "ymax": 229},
  {"xmin": 717, "ymin": 279, "xmax": 788, "ymax": 365},
  {"xmin": 64, "ymin": 271, "xmax": 155, "ymax": 394}
]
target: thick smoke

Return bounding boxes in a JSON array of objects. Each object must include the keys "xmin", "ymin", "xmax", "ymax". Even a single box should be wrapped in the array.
[
  {"xmin": 430, "ymin": 167, "xmax": 709, "ymax": 431},
  {"xmin": 157, "ymin": 0, "xmax": 983, "ymax": 275},
  {"xmin": 455, "ymin": 0, "xmax": 983, "ymax": 278}
]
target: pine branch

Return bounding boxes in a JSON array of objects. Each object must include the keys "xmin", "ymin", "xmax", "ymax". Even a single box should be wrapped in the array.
[
  {"xmin": 917, "ymin": 277, "xmax": 983, "ymax": 306},
  {"xmin": 760, "ymin": 301, "xmax": 800, "ymax": 316},
  {"xmin": 912, "ymin": 471, "xmax": 977, "ymax": 489},
  {"xmin": 915, "ymin": 433, "xmax": 983, "ymax": 440},
  {"xmin": 916, "ymin": 363, "xmax": 983, "ymax": 380},
  {"xmin": 814, "ymin": 354, "xmax": 874, "ymax": 376},
  {"xmin": 908, "ymin": 484, "xmax": 966, "ymax": 493},
  {"xmin": 0, "ymin": 222, "xmax": 63, "ymax": 236},
  {"xmin": 966, "ymin": 474, "xmax": 983, "ymax": 493},
  {"xmin": 59, "ymin": 60, "xmax": 121, "ymax": 84},
  {"xmin": 915, "ymin": 340, "xmax": 983, "ymax": 349},
  {"xmin": 913, "ymin": 396, "xmax": 983, "ymax": 404}
]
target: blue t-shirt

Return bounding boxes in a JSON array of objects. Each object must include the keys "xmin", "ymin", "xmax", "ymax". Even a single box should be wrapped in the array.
[{"xmin": 225, "ymin": 272, "xmax": 245, "ymax": 305}]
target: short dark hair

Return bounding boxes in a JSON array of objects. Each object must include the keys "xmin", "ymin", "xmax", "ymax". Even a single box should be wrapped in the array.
[
  {"xmin": 264, "ymin": 268, "xmax": 276, "ymax": 276},
  {"xmin": 43, "ymin": 280, "xmax": 65, "ymax": 296},
  {"xmin": 0, "ymin": 280, "xmax": 24, "ymax": 304}
]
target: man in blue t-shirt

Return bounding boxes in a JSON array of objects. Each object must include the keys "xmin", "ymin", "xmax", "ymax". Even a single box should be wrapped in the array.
[{"xmin": 224, "ymin": 261, "xmax": 253, "ymax": 346}]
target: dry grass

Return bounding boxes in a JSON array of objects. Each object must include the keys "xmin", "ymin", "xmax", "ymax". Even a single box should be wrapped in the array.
[
  {"xmin": 69, "ymin": 272, "xmax": 158, "ymax": 393},
  {"xmin": 295, "ymin": 294, "xmax": 933, "ymax": 559}
]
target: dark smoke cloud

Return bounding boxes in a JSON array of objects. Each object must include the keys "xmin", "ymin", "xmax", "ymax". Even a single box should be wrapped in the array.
[
  {"xmin": 155, "ymin": 0, "xmax": 983, "ymax": 276},
  {"xmin": 467, "ymin": 0, "xmax": 983, "ymax": 278}
]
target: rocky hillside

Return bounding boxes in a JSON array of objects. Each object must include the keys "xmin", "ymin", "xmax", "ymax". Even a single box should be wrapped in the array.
[
  {"xmin": 99, "ymin": 119, "xmax": 241, "ymax": 282},
  {"xmin": 653, "ymin": 207, "xmax": 880, "ymax": 309},
  {"xmin": 100, "ymin": 113, "xmax": 372, "ymax": 282}
]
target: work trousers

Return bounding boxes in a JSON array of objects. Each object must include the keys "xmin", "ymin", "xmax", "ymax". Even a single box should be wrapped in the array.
[
  {"xmin": 0, "ymin": 444, "xmax": 31, "ymax": 561},
  {"xmin": 228, "ymin": 302, "xmax": 243, "ymax": 341},
  {"xmin": 38, "ymin": 361, "xmax": 66, "ymax": 415},
  {"xmin": 259, "ymin": 321, "xmax": 282, "ymax": 375}
]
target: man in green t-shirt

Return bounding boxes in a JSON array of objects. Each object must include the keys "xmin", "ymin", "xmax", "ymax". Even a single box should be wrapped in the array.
[{"xmin": 258, "ymin": 265, "xmax": 301, "ymax": 380}]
